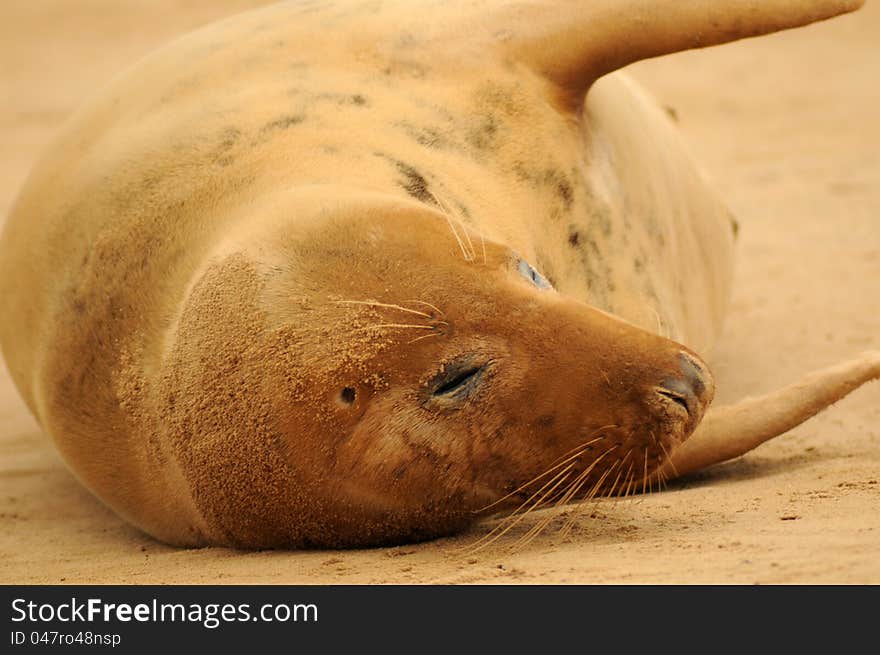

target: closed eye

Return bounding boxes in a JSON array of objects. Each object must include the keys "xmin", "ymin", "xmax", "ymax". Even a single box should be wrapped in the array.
[{"xmin": 433, "ymin": 366, "xmax": 483, "ymax": 396}]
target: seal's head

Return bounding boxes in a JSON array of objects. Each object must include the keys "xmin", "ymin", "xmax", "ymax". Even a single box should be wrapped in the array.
[{"xmin": 160, "ymin": 187, "xmax": 713, "ymax": 548}]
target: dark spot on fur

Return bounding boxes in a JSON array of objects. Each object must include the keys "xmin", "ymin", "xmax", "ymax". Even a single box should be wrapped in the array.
[
  {"xmin": 399, "ymin": 166, "xmax": 430, "ymax": 202},
  {"xmin": 398, "ymin": 121, "xmax": 448, "ymax": 149},
  {"xmin": 512, "ymin": 161, "xmax": 530, "ymax": 182},
  {"xmin": 452, "ymin": 199, "xmax": 471, "ymax": 219},
  {"xmin": 218, "ymin": 127, "xmax": 240, "ymax": 150},
  {"xmin": 215, "ymin": 127, "xmax": 241, "ymax": 166},
  {"xmin": 664, "ymin": 105, "xmax": 679, "ymax": 122},
  {"xmin": 261, "ymin": 114, "xmax": 305, "ymax": 134},
  {"xmin": 340, "ymin": 387, "xmax": 356, "ymax": 405},
  {"xmin": 466, "ymin": 113, "xmax": 500, "ymax": 150},
  {"xmin": 475, "ymin": 81, "xmax": 520, "ymax": 116},
  {"xmin": 557, "ymin": 179, "xmax": 573, "ymax": 209},
  {"xmin": 314, "ymin": 91, "xmax": 369, "ymax": 107},
  {"xmin": 594, "ymin": 207, "xmax": 613, "ymax": 238},
  {"xmin": 568, "ymin": 231, "xmax": 580, "ymax": 247},
  {"xmin": 382, "ymin": 59, "xmax": 428, "ymax": 79},
  {"xmin": 391, "ymin": 159, "xmax": 433, "ymax": 204},
  {"xmin": 730, "ymin": 215, "xmax": 740, "ymax": 238},
  {"xmin": 512, "ymin": 163, "xmax": 574, "ymax": 213}
]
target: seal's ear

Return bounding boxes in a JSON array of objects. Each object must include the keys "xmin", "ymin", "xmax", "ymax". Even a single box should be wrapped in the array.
[{"xmin": 493, "ymin": 0, "xmax": 864, "ymax": 109}]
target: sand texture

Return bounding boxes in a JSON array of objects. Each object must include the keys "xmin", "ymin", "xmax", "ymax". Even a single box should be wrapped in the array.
[{"xmin": 1, "ymin": 1, "xmax": 878, "ymax": 584}]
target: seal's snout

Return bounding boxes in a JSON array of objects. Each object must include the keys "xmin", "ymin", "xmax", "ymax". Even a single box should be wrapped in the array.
[{"xmin": 656, "ymin": 352, "xmax": 715, "ymax": 425}]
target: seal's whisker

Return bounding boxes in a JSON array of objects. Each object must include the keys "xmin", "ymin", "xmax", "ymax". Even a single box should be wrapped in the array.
[
  {"xmin": 461, "ymin": 224, "xmax": 477, "ymax": 263},
  {"xmin": 403, "ymin": 299, "xmax": 445, "ymax": 317},
  {"xmin": 559, "ymin": 457, "xmax": 620, "ymax": 537},
  {"xmin": 333, "ymin": 299, "xmax": 433, "ymax": 319},
  {"xmin": 607, "ymin": 449, "xmax": 634, "ymax": 507},
  {"xmin": 510, "ymin": 477, "xmax": 584, "ymax": 548},
  {"xmin": 407, "ymin": 332, "xmax": 441, "ymax": 345},
  {"xmin": 468, "ymin": 463, "xmax": 576, "ymax": 552},
  {"xmin": 447, "ymin": 206, "xmax": 477, "ymax": 263},
  {"xmin": 619, "ymin": 461, "xmax": 636, "ymax": 502},
  {"xmin": 557, "ymin": 457, "xmax": 622, "ymax": 539},
  {"xmin": 554, "ymin": 446, "xmax": 616, "ymax": 509},
  {"xmin": 641, "ymin": 449, "xmax": 650, "ymax": 495},
  {"xmin": 587, "ymin": 463, "xmax": 617, "ymax": 502},
  {"xmin": 472, "ymin": 463, "xmax": 577, "ymax": 546},
  {"xmin": 626, "ymin": 472, "xmax": 636, "ymax": 498},
  {"xmin": 555, "ymin": 479, "xmax": 599, "ymax": 539},
  {"xmin": 474, "ymin": 436, "xmax": 617, "ymax": 548},
  {"xmin": 515, "ymin": 470, "xmax": 592, "ymax": 545},
  {"xmin": 357, "ymin": 323, "xmax": 436, "ymax": 332},
  {"xmin": 647, "ymin": 305, "xmax": 663, "ymax": 338},
  {"xmin": 605, "ymin": 463, "xmax": 626, "ymax": 504},
  {"xmin": 473, "ymin": 430, "xmax": 613, "ymax": 514},
  {"xmin": 656, "ymin": 467, "xmax": 669, "ymax": 493},
  {"xmin": 508, "ymin": 470, "xmax": 582, "ymax": 549},
  {"xmin": 443, "ymin": 212, "xmax": 472, "ymax": 261},
  {"xmin": 550, "ymin": 448, "xmax": 618, "ymax": 538},
  {"xmin": 585, "ymin": 462, "xmax": 621, "ymax": 509},
  {"xmin": 469, "ymin": 429, "xmax": 619, "ymax": 551},
  {"xmin": 657, "ymin": 438, "xmax": 679, "ymax": 479},
  {"xmin": 620, "ymin": 470, "xmax": 633, "ymax": 501},
  {"xmin": 427, "ymin": 189, "xmax": 475, "ymax": 262},
  {"xmin": 486, "ymin": 461, "xmax": 594, "ymax": 551},
  {"xmin": 493, "ymin": 464, "xmax": 575, "ymax": 524},
  {"xmin": 549, "ymin": 426, "xmax": 617, "ymax": 463},
  {"xmin": 621, "ymin": 471, "xmax": 630, "ymax": 498}
]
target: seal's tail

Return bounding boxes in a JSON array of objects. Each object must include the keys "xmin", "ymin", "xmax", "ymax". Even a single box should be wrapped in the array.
[
  {"xmin": 657, "ymin": 351, "xmax": 880, "ymax": 479},
  {"xmin": 493, "ymin": 0, "xmax": 864, "ymax": 108}
]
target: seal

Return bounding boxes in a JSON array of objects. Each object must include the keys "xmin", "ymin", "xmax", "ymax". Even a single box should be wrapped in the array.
[{"xmin": 0, "ymin": 0, "xmax": 875, "ymax": 549}]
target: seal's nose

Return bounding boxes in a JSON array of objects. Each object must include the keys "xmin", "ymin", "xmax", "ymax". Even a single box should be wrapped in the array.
[{"xmin": 656, "ymin": 352, "xmax": 714, "ymax": 420}]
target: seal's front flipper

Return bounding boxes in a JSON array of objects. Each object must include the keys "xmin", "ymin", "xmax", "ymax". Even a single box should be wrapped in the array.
[
  {"xmin": 494, "ymin": 0, "xmax": 864, "ymax": 108},
  {"xmin": 656, "ymin": 351, "xmax": 880, "ymax": 480}
]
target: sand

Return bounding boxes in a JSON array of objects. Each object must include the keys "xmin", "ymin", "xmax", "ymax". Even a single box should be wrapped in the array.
[{"xmin": 1, "ymin": 1, "xmax": 877, "ymax": 584}]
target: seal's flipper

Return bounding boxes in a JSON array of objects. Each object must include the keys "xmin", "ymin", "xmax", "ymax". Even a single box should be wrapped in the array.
[
  {"xmin": 657, "ymin": 351, "xmax": 880, "ymax": 480},
  {"xmin": 496, "ymin": 0, "xmax": 864, "ymax": 108}
]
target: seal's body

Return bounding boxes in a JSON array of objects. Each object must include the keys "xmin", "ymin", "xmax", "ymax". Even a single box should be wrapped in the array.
[{"xmin": 0, "ymin": 0, "xmax": 875, "ymax": 548}]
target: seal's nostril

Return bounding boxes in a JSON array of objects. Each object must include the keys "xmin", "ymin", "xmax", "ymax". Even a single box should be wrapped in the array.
[
  {"xmin": 657, "ymin": 381, "xmax": 695, "ymax": 416},
  {"xmin": 677, "ymin": 352, "xmax": 709, "ymax": 400},
  {"xmin": 656, "ymin": 352, "xmax": 713, "ymax": 419}
]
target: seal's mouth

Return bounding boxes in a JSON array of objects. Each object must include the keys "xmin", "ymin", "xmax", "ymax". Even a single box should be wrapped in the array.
[{"xmin": 656, "ymin": 387, "xmax": 692, "ymax": 415}]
